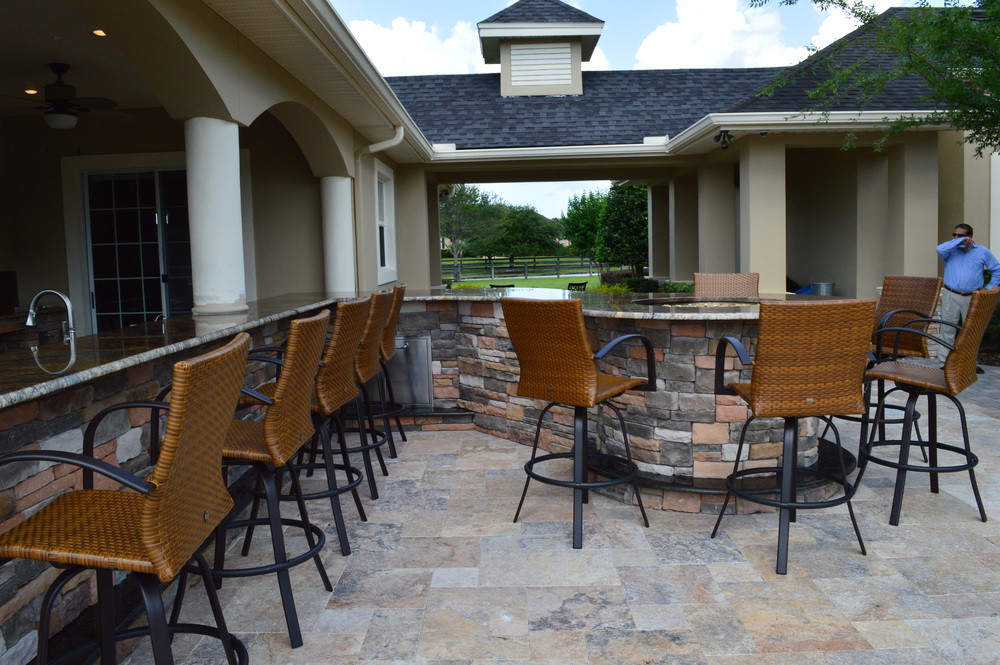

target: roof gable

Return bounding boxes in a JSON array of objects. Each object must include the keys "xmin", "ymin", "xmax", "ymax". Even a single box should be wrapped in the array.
[{"xmin": 480, "ymin": 0, "xmax": 602, "ymax": 25}]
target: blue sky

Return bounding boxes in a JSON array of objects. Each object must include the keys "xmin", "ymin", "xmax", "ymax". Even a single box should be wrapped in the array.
[{"xmin": 328, "ymin": 1, "xmax": 950, "ymax": 217}]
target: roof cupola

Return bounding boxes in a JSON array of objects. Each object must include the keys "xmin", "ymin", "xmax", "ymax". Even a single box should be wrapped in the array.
[{"xmin": 478, "ymin": 0, "xmax": 604, "ymax": 97}]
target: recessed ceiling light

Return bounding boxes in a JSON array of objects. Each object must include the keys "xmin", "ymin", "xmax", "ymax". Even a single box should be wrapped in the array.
[
  {"xmin": 24, "ymin": 89, "xmax": 38, "ymax": 95},
  {"xmin": 92, "ymin": 29, "xmax": 107, "ymax": 37}
]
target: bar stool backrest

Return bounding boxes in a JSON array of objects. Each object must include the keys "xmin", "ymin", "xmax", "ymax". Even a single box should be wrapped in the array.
[
  {"xmin": 144, "ymin": 332, "xmax": 250, "ymax": 581},
  {"xmin": 380, "ymin": 283, "xmax": 407, "ymax": 362},
  {"xmin": 874, "ymin": 275, "xmax": 942, "ymax": 358},
  {"xmin": 694, "ymin": 272, "xmax": 759, "ymax": 298},
  {"xmin": 263, "ymin": 310, "xmax": 330, "ymax": 465},
  {"xmin": 748, "ymin": 300, "xmax": 876, "ymax": 418},
  {"xmin": 944, "ymin": 287, "xmax": 999, "ymax": 395},
  {"xmin": 355, "ymin": 291, "xmax": 395, "ymax": 384},
  {"xmin": 316, "ymin": 297, "xmax": 370, "ymax": 414},
  {"xmin": 501, "ymin": 298, "xmax": 600, "ymax": 407}
]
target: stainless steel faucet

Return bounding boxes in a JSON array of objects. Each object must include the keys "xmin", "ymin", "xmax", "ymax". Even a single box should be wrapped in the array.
[{"xmin": 26, "ymin": 289, "xmax": 75, "ymax": 344}]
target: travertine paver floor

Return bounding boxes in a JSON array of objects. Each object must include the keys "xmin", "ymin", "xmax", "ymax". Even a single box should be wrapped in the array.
[{"xmin": 126, "ymin": 366, "xmax": 1000, "ymax": 665}]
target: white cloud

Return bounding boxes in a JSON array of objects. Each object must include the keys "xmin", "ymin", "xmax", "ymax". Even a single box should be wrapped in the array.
[
  {"xmin": 583, "ymin": 46, "xmax": 610, "ymax": 71},
  {"xmin": 480, "ymin": 181, "xmax": 612, "ymax": 219},
  {"xmin": 811, "ymin": 0, "xmax": 901, "ymax": 49},
  {"xmin": 348, "ymin": 18, "xmax": 498, "ymax": 76},
  {"xmin": 634, "ymin": 0, "xmax": 809, "ymax": 69}
]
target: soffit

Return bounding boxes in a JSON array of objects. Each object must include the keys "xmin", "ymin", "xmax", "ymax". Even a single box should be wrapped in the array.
[{"xmin": 202, "ymin": 0, "xmax": 421, "ymax": 151}]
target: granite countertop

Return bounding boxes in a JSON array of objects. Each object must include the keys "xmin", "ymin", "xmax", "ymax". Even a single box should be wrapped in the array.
[{"xmin": 0, "ymin": 287, "xmax": 831, "ymax": 410}]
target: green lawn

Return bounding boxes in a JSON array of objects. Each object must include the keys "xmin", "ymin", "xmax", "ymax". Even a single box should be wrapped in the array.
[{"xmin": 452, "ymin": 276, "xmax": 596, "ymax": 290}]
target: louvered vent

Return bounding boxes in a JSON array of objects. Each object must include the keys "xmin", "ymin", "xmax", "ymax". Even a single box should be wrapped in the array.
[{"xmin": 510, "ymin": 43, "xmax": 573, "ymax": 87}]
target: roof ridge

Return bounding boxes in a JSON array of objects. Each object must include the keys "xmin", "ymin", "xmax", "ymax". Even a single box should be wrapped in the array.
[{"xmin": 480, "ymin": 0, "xmax": 603, "ymax": 25}]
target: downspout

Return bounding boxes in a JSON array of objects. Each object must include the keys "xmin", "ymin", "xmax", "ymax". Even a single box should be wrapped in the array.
[{"xmin": 352, "ymin": 126, "xmax": 405, "ymax": 289}]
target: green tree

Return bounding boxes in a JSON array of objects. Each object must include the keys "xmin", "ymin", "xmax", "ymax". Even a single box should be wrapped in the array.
[
  {"xmin": 496, "ymin": 205, "xmax": 563, "ymax": 261},
  {"xmin": 593, "ymin": 184, "xmax": 648, "ymax": 278},
  {"xmin": 753, "ymin": 1, "xmax": 999, "ymax": 154},
  {"xmin": 562, "ymin": 190, "xmax": 607, "ymax": 259},
  {"xmin": 439, "ymin": 184, "xmax": 505, "ymax": 278}
]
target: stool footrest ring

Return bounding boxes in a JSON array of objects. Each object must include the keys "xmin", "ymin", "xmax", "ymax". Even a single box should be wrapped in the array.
[
  {"xmin": 205, "ymin": 518, "xmax": 325, "ymax": 578},
  {"xmin": 725, "ymin": 466, "xmax": 856, "ymax": 510},
  {"xmin": 862, "ymin": 440, "xmax": 979, "ymax": 473},
  {"xmin": 524, "ymin": 451, "xmax": 638, "ymax": 490},
  {"xmin": 46, "ymin": 623, "xmax": 248, "ymax": 665},
  {"xmin": 284, "ymin": 462, "xmax": 365, "ymax": 500}
]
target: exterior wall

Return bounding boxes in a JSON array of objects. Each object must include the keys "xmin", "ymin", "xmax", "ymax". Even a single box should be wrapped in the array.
[
  {"xmin": 786, "ymin": 149, "xmax": 858, "ymax": 297},
  {"xmin": 395, "ymin": 166, "xmax": 434, "ymax": 290},
  {"xmin": 647, "ymin": 183, "xmax": 670, "ymax": 280},
  {"xmin": 738, "ymin": 137, "xmax": 787, "ymax": 293},
  {"xmin": 939, "ymin": 131, "xmax": 991, "ymax": 245},
  {"xmin": 669, "ymin": 174, "xmax": 699, "ymax": 282},
  {"xmin": 856, "ymin": 153, "xmax": 890, "ymax": 298},
  {"xmin": 697, "ymin": 163, "xmax": 737, "ymax": 274},
  {"xmin": 245, "ymin": 113, "xmax": 325, "ymax": 299},
  {"xmin": 887, "ymin": 134, "xmax": 939, "ymax": 278}
]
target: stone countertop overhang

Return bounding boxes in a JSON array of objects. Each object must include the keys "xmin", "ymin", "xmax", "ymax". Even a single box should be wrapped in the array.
[{"xmin": 0, "ymin": 288, "xmax": 838, "ymax": 410}]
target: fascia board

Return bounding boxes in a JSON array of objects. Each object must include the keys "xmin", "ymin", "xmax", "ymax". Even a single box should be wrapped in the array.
[
  {"xmin": 477, "ymin": 23, "xmax": 605, "ymax": 37},
  {"xmin": 284, "ymin": 0, "xmax": 435, "ymax": 160},
  {"xmin": 667, "ymin": 110, "xmax": 943, "ymax": 154},
  {"xmin": 431, "ymin": 142, "xmax": 667, "ymax": 163}
]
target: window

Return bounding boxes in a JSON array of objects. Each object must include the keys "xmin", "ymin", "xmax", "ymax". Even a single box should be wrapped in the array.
[{"xmin": 375, "ymin": 160, "xmax": 396, "ymax": 284}]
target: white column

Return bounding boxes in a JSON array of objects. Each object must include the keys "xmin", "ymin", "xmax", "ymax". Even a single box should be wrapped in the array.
[
  {"xmin": 739, "ymin": 137, "xmax": 787, "ymax": 293},
  {"xmin": 185, "ymin": 117, "xmax": 248, "ymax": 315},
  {"xmin": 321, "ymin": 176, "xmax": 356, "ymax": 293},
  {"xmin": 647, "ymin": 183, "xmax": 670, "ymax": 281}
]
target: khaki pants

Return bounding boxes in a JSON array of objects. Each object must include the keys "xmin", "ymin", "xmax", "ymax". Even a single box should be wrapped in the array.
[{"xmin": 937, "ymin": 288, "xmax": 972, "ymax": 362}]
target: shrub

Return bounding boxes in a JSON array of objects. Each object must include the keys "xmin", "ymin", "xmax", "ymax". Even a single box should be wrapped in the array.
[
  {"xmin": 662, "ymin": 281, "xmax": 694, "ymax": 293},
  {"xmin": 622, "ymin": 277, "xmax": 660, "ymax": 293},
  {"xmin": 600, "ymin": 267, "xmax": 648, "ymax": 285},
  {"xmin": 591, "ymin": 283, "xmax": 631, "ymax": 293}
]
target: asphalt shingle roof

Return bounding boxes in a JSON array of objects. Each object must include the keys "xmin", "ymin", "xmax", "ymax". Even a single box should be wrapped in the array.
[
  {"xmin": 390, "ymin": 8, "xmax": 941, "ymax": 151},
  {"xmin": 480, "ymin": 0, "xmax": 602, "ymax": 25},
  {"xmin": 388, "ymin": 69, "xmax": 780, "ymax": 149}
]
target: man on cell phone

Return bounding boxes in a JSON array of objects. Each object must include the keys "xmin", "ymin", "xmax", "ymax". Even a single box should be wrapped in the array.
[{"xmin": 935, "ymin": 224, "xmax": 1000, "ymax": 365}]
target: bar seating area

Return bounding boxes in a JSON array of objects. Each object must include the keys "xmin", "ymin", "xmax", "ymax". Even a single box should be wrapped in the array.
[{"xmin": 1, "ymin": 284, "xmax": 999, "ymax": 663}]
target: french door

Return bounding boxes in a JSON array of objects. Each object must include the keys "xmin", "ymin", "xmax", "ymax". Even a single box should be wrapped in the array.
[{"xmin": 85, "ymin": 170, "xmax": 192, "ymax": 332}]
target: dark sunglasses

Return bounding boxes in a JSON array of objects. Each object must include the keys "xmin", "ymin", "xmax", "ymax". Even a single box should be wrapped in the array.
[{"xmin": 953, "ymin": 233, "xmax": 969, "ymax": 238}]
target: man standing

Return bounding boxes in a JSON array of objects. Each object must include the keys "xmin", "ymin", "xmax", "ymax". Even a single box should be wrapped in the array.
[{"xmin": 936, "ymin": 223, "xmax": 1000, "ymax": 362}]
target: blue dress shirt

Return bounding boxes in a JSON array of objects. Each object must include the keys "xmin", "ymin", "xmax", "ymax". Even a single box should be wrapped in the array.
[{"xmin": 936, "ymin": 237, "xmax": 1000, "ymax": 292}]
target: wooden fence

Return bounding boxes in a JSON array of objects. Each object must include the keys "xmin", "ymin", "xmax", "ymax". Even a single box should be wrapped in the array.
[{"xmin": 441, "ymin": 256, "xmax": 601, "ymax": 280}]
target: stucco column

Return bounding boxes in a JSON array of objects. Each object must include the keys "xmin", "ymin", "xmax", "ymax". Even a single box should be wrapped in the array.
[
  {"xmin": 888, "ymin": 134, "xmax": 938, "ymax": 277},
  {"xmin": 321, "ymin": 175, "xmax": 356, "ymax": 293},
  {"xmin": 698, "ymin": 163, "xmax": 737, "ymax": 273},
  {"xmin": 185, "ymin": 117, "xmax": 248, "ymax": 314},
  {"xmin": 669, "ymin": 174, "xmax": 698, "ymax": 282},
  {"xmin": 647, "ymin": 183, "xmax": 670, "ymax": 281},
  {"xmin": 856, "ymin": 153, "xmax": 889, "ymax": 297},
  {"xmin": 739, "ymin": 137, "xmax": 786, "ymax": 293}
]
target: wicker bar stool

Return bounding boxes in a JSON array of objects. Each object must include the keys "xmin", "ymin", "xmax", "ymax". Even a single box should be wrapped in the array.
[
  {"xmin": 862, "ymin": 287, "xmax": 999, "ymax": 526},
  {"xmin": 710, "ymin": 299, "xmax": 876, "ymax": 575},
  {"xmin": 501, "ymin": 298, "xmax": 654, "ymax": 549},
  {"xmin": 693, "ymin": 272, "xmax": 759, "ymax": 298},
  {"xmin": 0, "ymin": 333, "xmax": 251, "ymax": 665},
  {"xmin": 376, "ymin": 283, "xmax": 408, "ymax": 446},
  {"xmin": 188, "ymin": 310, "xmax": 331, "ymax": 649}
]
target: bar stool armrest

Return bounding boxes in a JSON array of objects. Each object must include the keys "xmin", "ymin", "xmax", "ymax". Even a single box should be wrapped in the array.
[
  {"xmin": 0, "ymin": 450, "xmax": 155, "ymax": 494},
  {"xmin": 240, "ymin": 387, "xmax": 274, "ymax": 405},
  {"xmin": 877, "ymin": 308, "xmax": 931, "ymax": 328},
  {"xmin": 715, "ymin": 336, "xmax": 752, "ymax": 396},
  {"xmin": 873, "ymin": 324, "xmax": 954, "ymax": 361},
  {"xmin": 595, "ymin": 334, "xmax": 656, "ymax": 390},
  {"xmin": 84, "ymin": 400, "xmax": 169, "ymax": 486}
]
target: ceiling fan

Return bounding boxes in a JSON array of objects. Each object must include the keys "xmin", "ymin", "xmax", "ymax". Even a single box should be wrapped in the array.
[{"xmin": 9, "ymin": 63, "xmax": 118, "ymax": 129}]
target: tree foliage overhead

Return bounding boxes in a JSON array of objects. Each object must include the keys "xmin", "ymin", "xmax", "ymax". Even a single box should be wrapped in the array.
[
  {"xmin": 562, "ymin": 190, "xmax": 607, "ymax": 259},
  {"xmin": 752, "ymin": 1, "xmax": 999, "ymax": 154},
  {"xmin": 593, "ymin": 183, "xmax": 648, "ymax": 278}
]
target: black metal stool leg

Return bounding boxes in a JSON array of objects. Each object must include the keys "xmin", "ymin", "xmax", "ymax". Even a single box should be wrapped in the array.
[
  {"xmin": 258, "ymin": 462, "xmax": 303, "ymax": 648},
  {"xmin": 927, "ymin": 394, "xmax": 939, "ymax": 493},
  {"xmin": 822, "ymin": 416, "xmax": 866, "ymax": 556},
  {"xmin": 776, "ymin": 418, "xmax": 798, "ymax": 575},
  {"xmin": 359, "ymin": 384, "xmax": 389, "ymax": 477},
  {"xmin": 318, "ymin": 420, "xmax": 354, "ymax": 555},
  {"xmin": 286, "ymin": 462, "xmax": 334, "ymax": 587},
  {"xmin": 712, "ymin": 418, "xmax": 754, "ymax": 538},
  {"xmin": 889, "ymin": 392, "xmax": 920, "ymax": 526},
  {"xmin": 168, "ymin": 568, "xmax": 190, "ymax": 627},
  {"xmin": 606, "ymin": 400, "xmax": 648, "ymax": 527},
  {"xmin": 192, "ymin": 553, "xmax": 241, "ymax": 665},
  {"xmin": 352, "ymin": 396, "xmax": 379, "ymax": 499},
  {"xmin": 572, "ymin": 405, "xmax": 587, "ymax": 549},
  {"xmin": 514, "ymin": 403, "xmax": 555, "ymax": 523},
  {"xmin": 37, "ymin": 567, "xmax": 84, "ymax": 665},
  {"xmin": 381, "ymin": 360, "xmax": 408, "ymax": 442},
  {"xmin": 950, "ymin": 394, "xmax": 988, "ymax": 522},
  {"xmin": 137, "ymin": 573, "xmax": 175, "ymax": 665},
  {"xmin": 377, "ymin": 374, "xmax": 398, "ymax": 458},
  {"xmin": 97, "ymin": 568, "xmax": 116, "ymax": 665},
  {"xmin": 240, "ymin": 474, "xmax": 265, "ymax": 557},
  {"xmin": 332, "ymin": 413, "xmax": 367, "ymax": 519}
]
